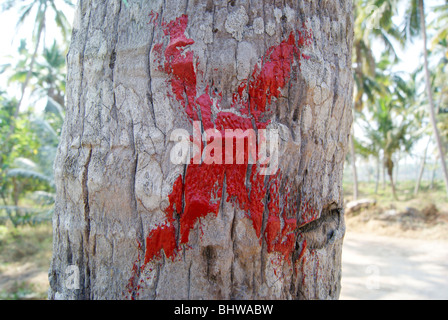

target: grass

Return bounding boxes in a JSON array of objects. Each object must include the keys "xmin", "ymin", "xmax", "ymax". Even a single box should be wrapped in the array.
[
  {"xmin": 342, "ymin": 179, "xmax": 448, "ymax": 240},
  {"xmin": 343, "ymin": 179, "xmax": 448, "ymax": 211},
  {"xmin": 0, "ymin": 222, "xmax": 53, "ymax": 300}
]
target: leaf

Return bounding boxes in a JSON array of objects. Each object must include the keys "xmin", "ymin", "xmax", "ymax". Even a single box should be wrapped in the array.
[{"xmin": 6, "ymin": 168, "xmax": 54, "ymax": 187}]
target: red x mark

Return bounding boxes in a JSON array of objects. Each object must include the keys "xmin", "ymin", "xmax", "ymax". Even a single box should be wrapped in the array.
[{"xmin": 142, "ymin": 14, "xmax": 315, "ymax": 268}]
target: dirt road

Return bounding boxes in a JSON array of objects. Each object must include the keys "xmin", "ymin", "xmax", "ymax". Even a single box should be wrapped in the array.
[{"xmin": 340, "ymin": 231, "xmax": 448, "ymax": 300}]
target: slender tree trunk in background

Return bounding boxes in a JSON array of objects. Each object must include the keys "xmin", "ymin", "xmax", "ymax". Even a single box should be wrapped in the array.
[
  {"xmin": 12, "ymin": 178, "xmax": 20, "ymax": 223},
  {"xmin": 375, "ymin": 155, "xmax": 380, "ymax": 194},
  {"xmin": 430, "ymin": 154, "xmax": 438, "ymax": 190},
  {"xmin": 5, "ymin": 8, "xmax": 45, "ymax": 143},
  {"xmin": 414, "ymin": 138, "xmax": 430, "ymax": 196},
  {"xmin": 385, "ymin": 157, "xmax": 398, "ymax": 200},
  {"xmin": 49, "ymin": 0, "xmax": 354, "ymax": 300},
  {"xmin": 389, "ymin": 171, "xmax": 398, "ymax": 201},
  {"xmin": 419, "ymin": 0, "xmax": 448, "ymax": 198},
  {"xmin": 394, "ymin": 152, "xmax": 400, "ymax": 186},
  {"xmin": 15, "ymin": 22, "xmax": 43, "ymax": 117},
  {"xmin": 349, "ymin": 133, "xmax": 358, "ymax": 201},
  {"xmin": 382, "ymin": 154, "xmax": 386, "ymax": 190}
]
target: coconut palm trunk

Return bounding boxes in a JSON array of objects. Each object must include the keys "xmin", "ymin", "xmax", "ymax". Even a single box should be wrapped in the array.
[
  {"xmin": 49, "ymin": 0, "xmax": 354, "ymax": 300},
  {"xmin": 419, "ymin": 0, "xmax": 448, "ymax": 197},
  {"xmin": 414, "ymin": 137, "xmax": 430, "ymax": 196}
]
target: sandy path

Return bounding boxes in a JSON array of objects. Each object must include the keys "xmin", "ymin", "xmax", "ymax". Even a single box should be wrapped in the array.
[{"xmin": 340, "ymin": 231, "xmax": 448, "ymax": 300}]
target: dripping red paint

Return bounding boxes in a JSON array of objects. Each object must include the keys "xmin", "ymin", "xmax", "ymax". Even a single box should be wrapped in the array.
[{"xmin": 140, "ymin": 14, "xmax": 315, "ymax": 271}]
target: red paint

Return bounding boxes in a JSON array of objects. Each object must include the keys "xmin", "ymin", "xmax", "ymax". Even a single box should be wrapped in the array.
[
  {"xmin": 179, "ymin": 163, "xmax": 225, "ymax": 243},
  {"xmin": 166, "ymin": 175, "xmax": 183, "ymax": 217},
  {"xmin": 144, "ymin": 222, "xmax": 177, "ymax": 264},
  {"xmin": 248, "ymin": 33, "xmax": 297, "ymax": 117},
  {"xmin": 248, "ymin": 167, "xmax": 266, "ymax": 239},
  {"xmin": 152, "ymin": 43, "xmax": 164, "ymax": 65},
  {"xmin": 162, "ymin": 15, "xmax": 198, "ymax": 122},
  {"xmin": 141, "ymin": 14, "xmax": 315, "ymax": 270},
  {"xmin": 148, "ymin": 10, "xmax": 159, "ymax": 26},
  {"xmin": 298, "ymin": 199, "xmax": 319, "ymax": 228},
  {"xmin": 124, "ymin": 240, "xmax": 144, "ymax": 299}
]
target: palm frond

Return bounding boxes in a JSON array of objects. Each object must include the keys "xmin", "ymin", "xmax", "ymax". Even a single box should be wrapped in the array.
[
  {"xmin": 45, "ymin": 97, "xmax": 65, "ymax": 119},
  {"xmin": 6, "ymin": 168, "xmax": 54, "ymax": 187}
]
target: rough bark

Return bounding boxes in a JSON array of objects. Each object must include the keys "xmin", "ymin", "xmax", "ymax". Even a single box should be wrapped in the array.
[{"xmin": 49, "ymin": 0, "xmax": 354, "ymax": 300}]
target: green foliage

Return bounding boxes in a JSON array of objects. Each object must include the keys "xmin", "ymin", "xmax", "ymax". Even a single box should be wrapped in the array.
[
  {"xmin": 0, "ymin": 0, "xmax": 71, "ymax": 227},
  {"xmin": 350, "ymin": 0, "xmax": 448, "ymax": 199},
  {"xmin": 0, "ymin": 91, "xmax": 59, "ymax": 227},
  {"xmin": 0, "ymin": 42, "xmax": 66, "ymax": 227}
]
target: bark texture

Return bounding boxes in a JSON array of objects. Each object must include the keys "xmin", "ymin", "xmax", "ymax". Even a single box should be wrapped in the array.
[{"xmin": 49, "ymin": 0, "xmax": 354, "ymax": 300}]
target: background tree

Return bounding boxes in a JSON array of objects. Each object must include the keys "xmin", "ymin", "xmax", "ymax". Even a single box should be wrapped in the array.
[
  {"xmin": 416, "ymin": 0, "xmax": 448, "ymax": 196},
  {"xmin": 351, "ymin": 0, "xmax": 403, "ymax": 200},
  {"xmin": 0, "ymin": 11, "xmax": 68, "ymax": 228},
  {"xmin": 1, "ymin": 0, "xmax": 72, "ymax": 139}
]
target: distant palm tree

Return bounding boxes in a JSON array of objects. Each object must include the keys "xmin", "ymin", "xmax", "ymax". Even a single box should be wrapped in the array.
[
  {"xmin": 414, "ymin": 43, "xmax": 447, "ymax": 196},
  {"xmin": 34, "ymin": 40, "xmax": 67, "ymax": 107},
  {"xmin": 415, "ymin": 0, "xmax": 448, "ymax": 197},
  {"xmin": 353, "ymin": 0, "xmax": 403, "ymax": 111},
  {"xmin": 1, "ymin": 0, "xmax": 73, "ymax": 132},
  {"xmin": 357, "ymin": 59, "xmax": 420, "ymax": 200},
  {"xmin": 351, "ymin": 0, "xmax": 403, "ymax": 200}
]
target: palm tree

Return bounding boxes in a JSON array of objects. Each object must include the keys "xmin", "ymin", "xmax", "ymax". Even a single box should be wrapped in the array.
[
  {"xmin": 357, "ymin": 60, "xmax": 420, "ymax": 200},
  {"xmin": 417, "ymin": 0, "xmax": 448, "ymax": 197},
  {"xmin": 34, "ymin": 40, "xmax": 67, "ymax": 108},
  {"xmin": 49, "ymin": 1, "xmax": 355, "ymax": 300},
  {"xmin": 0, "ymin": 40, "xmax": 66, "ymax": 227},
  {"xmin": 360, "ymin": 95, "xmax": 417, "ymax": 200},
  {"xmin": 351, "ymin": 0, "xmax": 403, "ymax": 199},
  {"xmin": 414, "ymin": 41, "xmax": 447, "ymax": 195},
  {"xmin": 1, "ymin": 0, "xmax": 73, "ymax": 137},
  {"xmin": 354, "ymin": 120, "xmax": 383, "ymax": 193}
]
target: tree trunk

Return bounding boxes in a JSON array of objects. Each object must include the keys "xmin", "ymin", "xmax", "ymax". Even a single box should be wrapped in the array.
[
  {"xmin": 349, "ymin": 115, "xmax": 358, "ymax": 201},
  {"xmin": 388, "ymin": 171, "xmax": 398, "ymax": 201},
  {"xmin": 385, "ymin": 157, "xmax": 398, "ymax": 200},
  {"xmin": 49, "ymin": 0, "xmax": 354, "ymax": 300},
  {"xmin": 414, "ymin": 138, "xmax": 430, "ymax": 196},
  {"xmin": 394, "ymin": 151, "xmax": 400, "ymax": 185},
  {"xmin": 430, "ymin": 154, "xmax": 438, "ymax": 189},
  {"xmin": 419, "ymin": 0, "xmax": 448, "ymax": 197},
  {"xmin": 374, "ymin": 154, "xmax": 380, "ymax": 194},
  {"xmin": 382, "ymin": 152, "xmax": 386, "ymax": 190}
]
